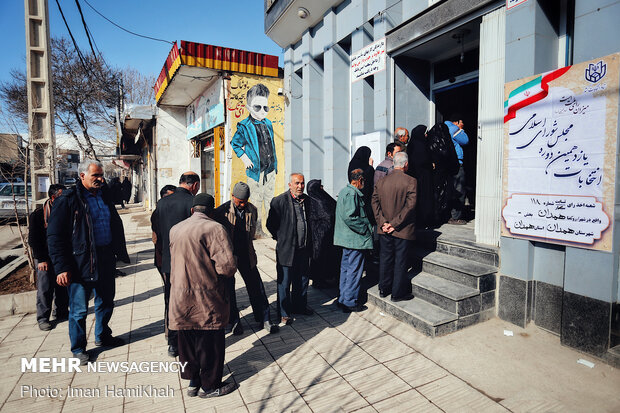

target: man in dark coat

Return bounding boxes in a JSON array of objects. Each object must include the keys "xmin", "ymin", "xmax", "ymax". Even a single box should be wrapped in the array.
[
  {"xmin": 47, "ymin": 160, "xmax": 130, "ymax": 365},
  {"xmin": 267, "ymin": 173, "xmax": 314, "ymax": 325},
  {"xmin": 214, "ymin": 182, "xmax": 279, "ymax": 335},
  {"xmin": 28, "ymin": 183, "xmax": 68, "ymax": 331},
  {"xmin": 152, "ymin": 172, "xmax": 200, "ymax": 357},
  {"xmin": 151, "ymin": 185, "xmax": 176, "ymax": 275},
  {"xmin": 372, "ymin": 152, "xmax": 417, "ymax": 301}
]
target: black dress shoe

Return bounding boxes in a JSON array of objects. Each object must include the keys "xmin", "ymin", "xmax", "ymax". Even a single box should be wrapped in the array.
[
  {"xmin": 38, "ymin": 321, "xmax": 53, "ymax": 331},
  {"xmin": 232, "ymin": 321, "xmax": 244, "ymax": 335},
  {"xmin": 73, "ymin": 352, "xmax": 90, "ymax": 366},
  {"xmin": 95, "ymin": 336, "xmax": 125, "ymax": 347},
  {"xmin": 168, "ymin": 345, "xmax": 179, "ymax": 358},
  {"xmin": 342, "ymin": 304, "xmax": 367, "ymax": 313},
  {"xmin": 198, "ymin": 382, "xmax": 236, "ymax": 398},
  {"xmin": 187, "ymin": 386, "xmax": 199, "ymax": 397},
  {"xmin": 379, "ymin": 290, "xmax": 391, "ymax": 298},
  {"xmin": 391, "ymin": 294, "xmax": 414, "ymax": 302}
]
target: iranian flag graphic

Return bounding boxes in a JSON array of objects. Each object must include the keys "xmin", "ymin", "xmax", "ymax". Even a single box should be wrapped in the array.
[{"xmin": 504, "ymin": 66, "xmax": 572, "ymax": 123}]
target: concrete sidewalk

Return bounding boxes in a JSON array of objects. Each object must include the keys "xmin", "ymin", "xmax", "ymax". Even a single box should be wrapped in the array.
[{"xmin": 0, "ymin": 209, "xmax": 618, "ymax": 412}]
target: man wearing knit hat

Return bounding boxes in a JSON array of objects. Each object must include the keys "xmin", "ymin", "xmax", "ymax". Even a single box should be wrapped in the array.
[
  {"xmin": 169, "ymin": 193, "xmax": 237, "ymax": 398},
  {"xmin": 214, "ymin": 182, "xmax": 279, "ymax": 335}
]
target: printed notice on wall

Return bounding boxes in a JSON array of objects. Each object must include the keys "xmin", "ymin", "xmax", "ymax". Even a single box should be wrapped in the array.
[
  {"xmin": 502, "ymin": 53, "xmax": 619, "ymax": 251},
  {"xmin": 506, "ymin": 0, "xmax": 527, "ymax": 10},
  {"xmin": 351, "ymin": 38, "xmax": 386, "ymax": 82}
]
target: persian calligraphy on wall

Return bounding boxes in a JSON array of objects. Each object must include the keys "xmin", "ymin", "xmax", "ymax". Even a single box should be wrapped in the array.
[
  {"xmin": 351, "ymin": 38, "xmax": 386, "ymax": 82},
  {"xmin": 227, "ymin": 74, "xmax": 285, "ymax": 234},
  {"xmin": 186, "ymin": 81, "xmax": 224, "ymax": 140},
  {"xmin": 502, "ymin": 53, "xmax": 619, "ymax": 251}
]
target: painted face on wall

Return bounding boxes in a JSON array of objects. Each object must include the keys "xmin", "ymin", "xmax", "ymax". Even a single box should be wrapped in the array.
[{"xmin": 247, "ymin": 95, "xmax": 269, "ymax": 122}]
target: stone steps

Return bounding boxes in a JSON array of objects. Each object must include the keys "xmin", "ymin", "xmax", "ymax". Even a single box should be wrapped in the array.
[
  {"xmin": 367, "ymin": 232, "xmax": 498, "ymax": 338},
  {"xmin": 411, "ymin": 272, "xmax": 481, "ymax": 316},
  {"xmin": 415, "ymin": 229, "xmax": 500, "ymax": 267},
  {"xmin": 422, "ymin": 251, "xmax": 497, "ymax": 292},
  {"xmin": 367, "ymin": 285, "xmax": 457, "ymax": 337}
]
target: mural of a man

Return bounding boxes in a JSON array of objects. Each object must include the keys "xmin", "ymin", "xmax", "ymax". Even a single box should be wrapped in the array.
[{"xmin": 231, "ymin": 83, "xmax": 277, "ymax": 234}]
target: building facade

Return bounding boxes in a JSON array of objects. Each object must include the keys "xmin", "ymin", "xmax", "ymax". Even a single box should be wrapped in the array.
[
  {"xmin": 152, "ymin": 41, "xmax": 284, "ymax": 233},
  {"xmin": 265, "ymin": 0, "xmax": 620, "ymax": 360}
]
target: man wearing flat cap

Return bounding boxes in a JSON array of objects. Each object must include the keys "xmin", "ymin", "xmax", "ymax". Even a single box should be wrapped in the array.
[
  {"xmin": 169, "ymin": 193, "xmax": 237, "ymax": 398},
  {"xmin": 214, "ymin": 182, "xmax": 279, "ymax": 335}
]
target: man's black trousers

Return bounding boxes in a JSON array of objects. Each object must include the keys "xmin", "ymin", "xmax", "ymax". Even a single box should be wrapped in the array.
[
  {"xmin": 163, "ymin": 273, "xmax": 177, "ymax": 347},
  {"xmin": 177, "ymin": 329, "xmax": 225, "ymax": 391},
  {"xmin": 378, "ymin": 235, "xmax": 412, "ymax": 299},
  {"xmin": 228, "ymin": 255, "xmax": 271, "ymax": 324}
]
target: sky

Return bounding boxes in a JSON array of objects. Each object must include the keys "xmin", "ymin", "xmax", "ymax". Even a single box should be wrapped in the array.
[{"xmin": 0, "ymin": 0, "xmax": 284, "ymax": 85}]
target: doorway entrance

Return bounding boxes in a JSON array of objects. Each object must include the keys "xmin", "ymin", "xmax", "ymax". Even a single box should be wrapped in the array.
[{"xmin": 433, "ymin": 77, "xmax": 479, "ymax": 221}]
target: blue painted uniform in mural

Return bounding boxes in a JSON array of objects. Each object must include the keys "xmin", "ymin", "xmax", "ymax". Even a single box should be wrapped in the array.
[{"xmin": 232, "ymin": 116, "xmax": 278, "ymax": 182}]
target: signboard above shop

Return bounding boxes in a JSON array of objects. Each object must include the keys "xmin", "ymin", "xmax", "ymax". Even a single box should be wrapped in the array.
[
  {"xmin": 186, "ymin": 81, "xmax": 225, "ymax": 140},
  {"xmin": 502, "ymin": 53, "xmax": 619, "ymax": 251},
  {"xmin": 350, "ymin": 38, "xmax": 386, "ymax": 82}
]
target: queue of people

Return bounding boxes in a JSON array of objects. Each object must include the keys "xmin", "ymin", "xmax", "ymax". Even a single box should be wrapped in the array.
[{"xmin": 35, "ymin": 119, "xmax": 468, "ymax": 399}]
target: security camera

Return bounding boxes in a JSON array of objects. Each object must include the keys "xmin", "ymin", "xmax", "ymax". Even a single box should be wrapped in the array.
[{"xmin": 277, "ymin": 88, "xmax": 284, "ymax": 96}]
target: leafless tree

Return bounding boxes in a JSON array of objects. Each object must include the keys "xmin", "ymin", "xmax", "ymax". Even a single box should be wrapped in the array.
[
  {"xmin": 0, "ymin": 37, "xmax": 121, "ymax": 160},
  {"xmin": 122, "ymin": 67, "xmax": 156, "ymax": 105}
]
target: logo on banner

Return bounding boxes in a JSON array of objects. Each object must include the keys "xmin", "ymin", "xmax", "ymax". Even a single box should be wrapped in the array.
[{"xmin": 585, "ymin": 60, "xmax": 607, "ymax": 83}]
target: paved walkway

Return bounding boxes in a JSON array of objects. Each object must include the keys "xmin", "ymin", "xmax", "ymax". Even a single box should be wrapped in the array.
[{"xmin": 0, "ymin": 208, "xmax": 618, "ymax": 412}]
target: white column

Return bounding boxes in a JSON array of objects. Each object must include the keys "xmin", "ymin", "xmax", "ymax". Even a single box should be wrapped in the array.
[{"xmin": 475, "ymin": 6, "xmax": 506, "ymax": 246}]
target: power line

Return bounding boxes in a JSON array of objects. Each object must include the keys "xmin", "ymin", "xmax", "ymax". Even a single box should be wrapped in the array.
[
  {"xmin": 81, "ymin": 0, "xmax": 175, "ymax": 45},
  {"xmin": 74, "ymin": 0, "xmax": 97, "ymax": 59},
  {"xmin": 54, "ymin": 0, "xmax": 90, "ymax": 73}
]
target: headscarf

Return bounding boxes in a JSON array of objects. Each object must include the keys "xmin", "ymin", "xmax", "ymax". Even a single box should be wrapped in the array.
[
  {"xmin": 307, "ymin": 179, "xmax": 336, "ymax": 213},
  {"xmin": 411, "ymin": 125, "xmax": 427, "ymax": 142},
  {"xmin": 348, "ymin": 146, "xmax": 372, "ymax": 175}
]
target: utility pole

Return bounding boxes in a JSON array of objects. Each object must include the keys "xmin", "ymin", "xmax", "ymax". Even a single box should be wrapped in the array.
[{"xmin": 24, "ymin": 0, "xmax": 56, "ymax": 205}]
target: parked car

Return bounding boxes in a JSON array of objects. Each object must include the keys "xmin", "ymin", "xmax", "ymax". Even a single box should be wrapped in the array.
[{"xmin": 0, "ymin": 183, "xmax": 32, "ymax": 219}]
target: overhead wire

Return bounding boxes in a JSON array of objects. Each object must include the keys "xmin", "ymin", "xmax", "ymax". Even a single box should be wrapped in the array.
[
  {"xmin": 81, "ymin": 0, "xmax": 175, "ymax": 45},
  {"xmin": 74, "ymin": 0, "xmax": 97, "ymax": 59},
  {"xmin": 54, "ymin": 0, "xmax": 90, "ymax": 73}
]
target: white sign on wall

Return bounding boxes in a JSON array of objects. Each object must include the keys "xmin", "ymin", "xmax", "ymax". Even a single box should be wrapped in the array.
[
  {"xmin": 506, "ymin": 0, "xmax": 527, "ymax": 10},
  {"xmin": 353, "ymin": 132, "xmax": 382, "ymax": 166},
  {"xmin": 502, "ymin": 53, "xmax": 619, "ymax": 251},
  {"xmin": 350, "ymin": 38, "xmax": 386, "ymax": 83}
]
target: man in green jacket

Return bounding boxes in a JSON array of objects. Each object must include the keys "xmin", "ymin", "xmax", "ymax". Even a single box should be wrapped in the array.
[{"xmin": 334, "ymin": 168, "xmax": 373, "ymax": 312}]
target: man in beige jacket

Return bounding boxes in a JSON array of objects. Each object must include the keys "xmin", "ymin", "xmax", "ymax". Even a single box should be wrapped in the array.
[{"xmin": 169, "ymin": 193, "xmax": 237, "ymax": 398}]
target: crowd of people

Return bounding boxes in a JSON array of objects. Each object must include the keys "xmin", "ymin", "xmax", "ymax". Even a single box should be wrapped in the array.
[{"xmin": 28, "ymin": 115, "xmax": 469, "ymax": 399}]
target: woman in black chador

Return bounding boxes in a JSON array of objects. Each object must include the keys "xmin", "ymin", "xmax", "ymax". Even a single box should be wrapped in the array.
[
  {"xmin": 407, "ymin": 125, "xmax": 434, "ymax": 229},
  {"xmin": 307, "ymin": 179, "xmax": 339, "ymax": 288},
  {"xmin": 347, "ymin": 146, "xmax": 375, "ymax": 225},
  {"xmin": 425, "ymin": 123, "xmax": 460, "ymax": 227}
]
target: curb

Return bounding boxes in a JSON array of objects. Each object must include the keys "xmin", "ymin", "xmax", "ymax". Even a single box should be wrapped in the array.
[{"xmin": 0, "ymin": 290, "xmax": 36, "ymax": 317}]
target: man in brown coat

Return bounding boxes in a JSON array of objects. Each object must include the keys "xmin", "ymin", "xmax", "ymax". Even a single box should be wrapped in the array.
[
  {"xmin": 372, "ymin": 152, "xmax": 417, "ymax": 301},
  {"xmin": 169, "ymin": 193, "xmax": 237, "ymax": 398}
]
